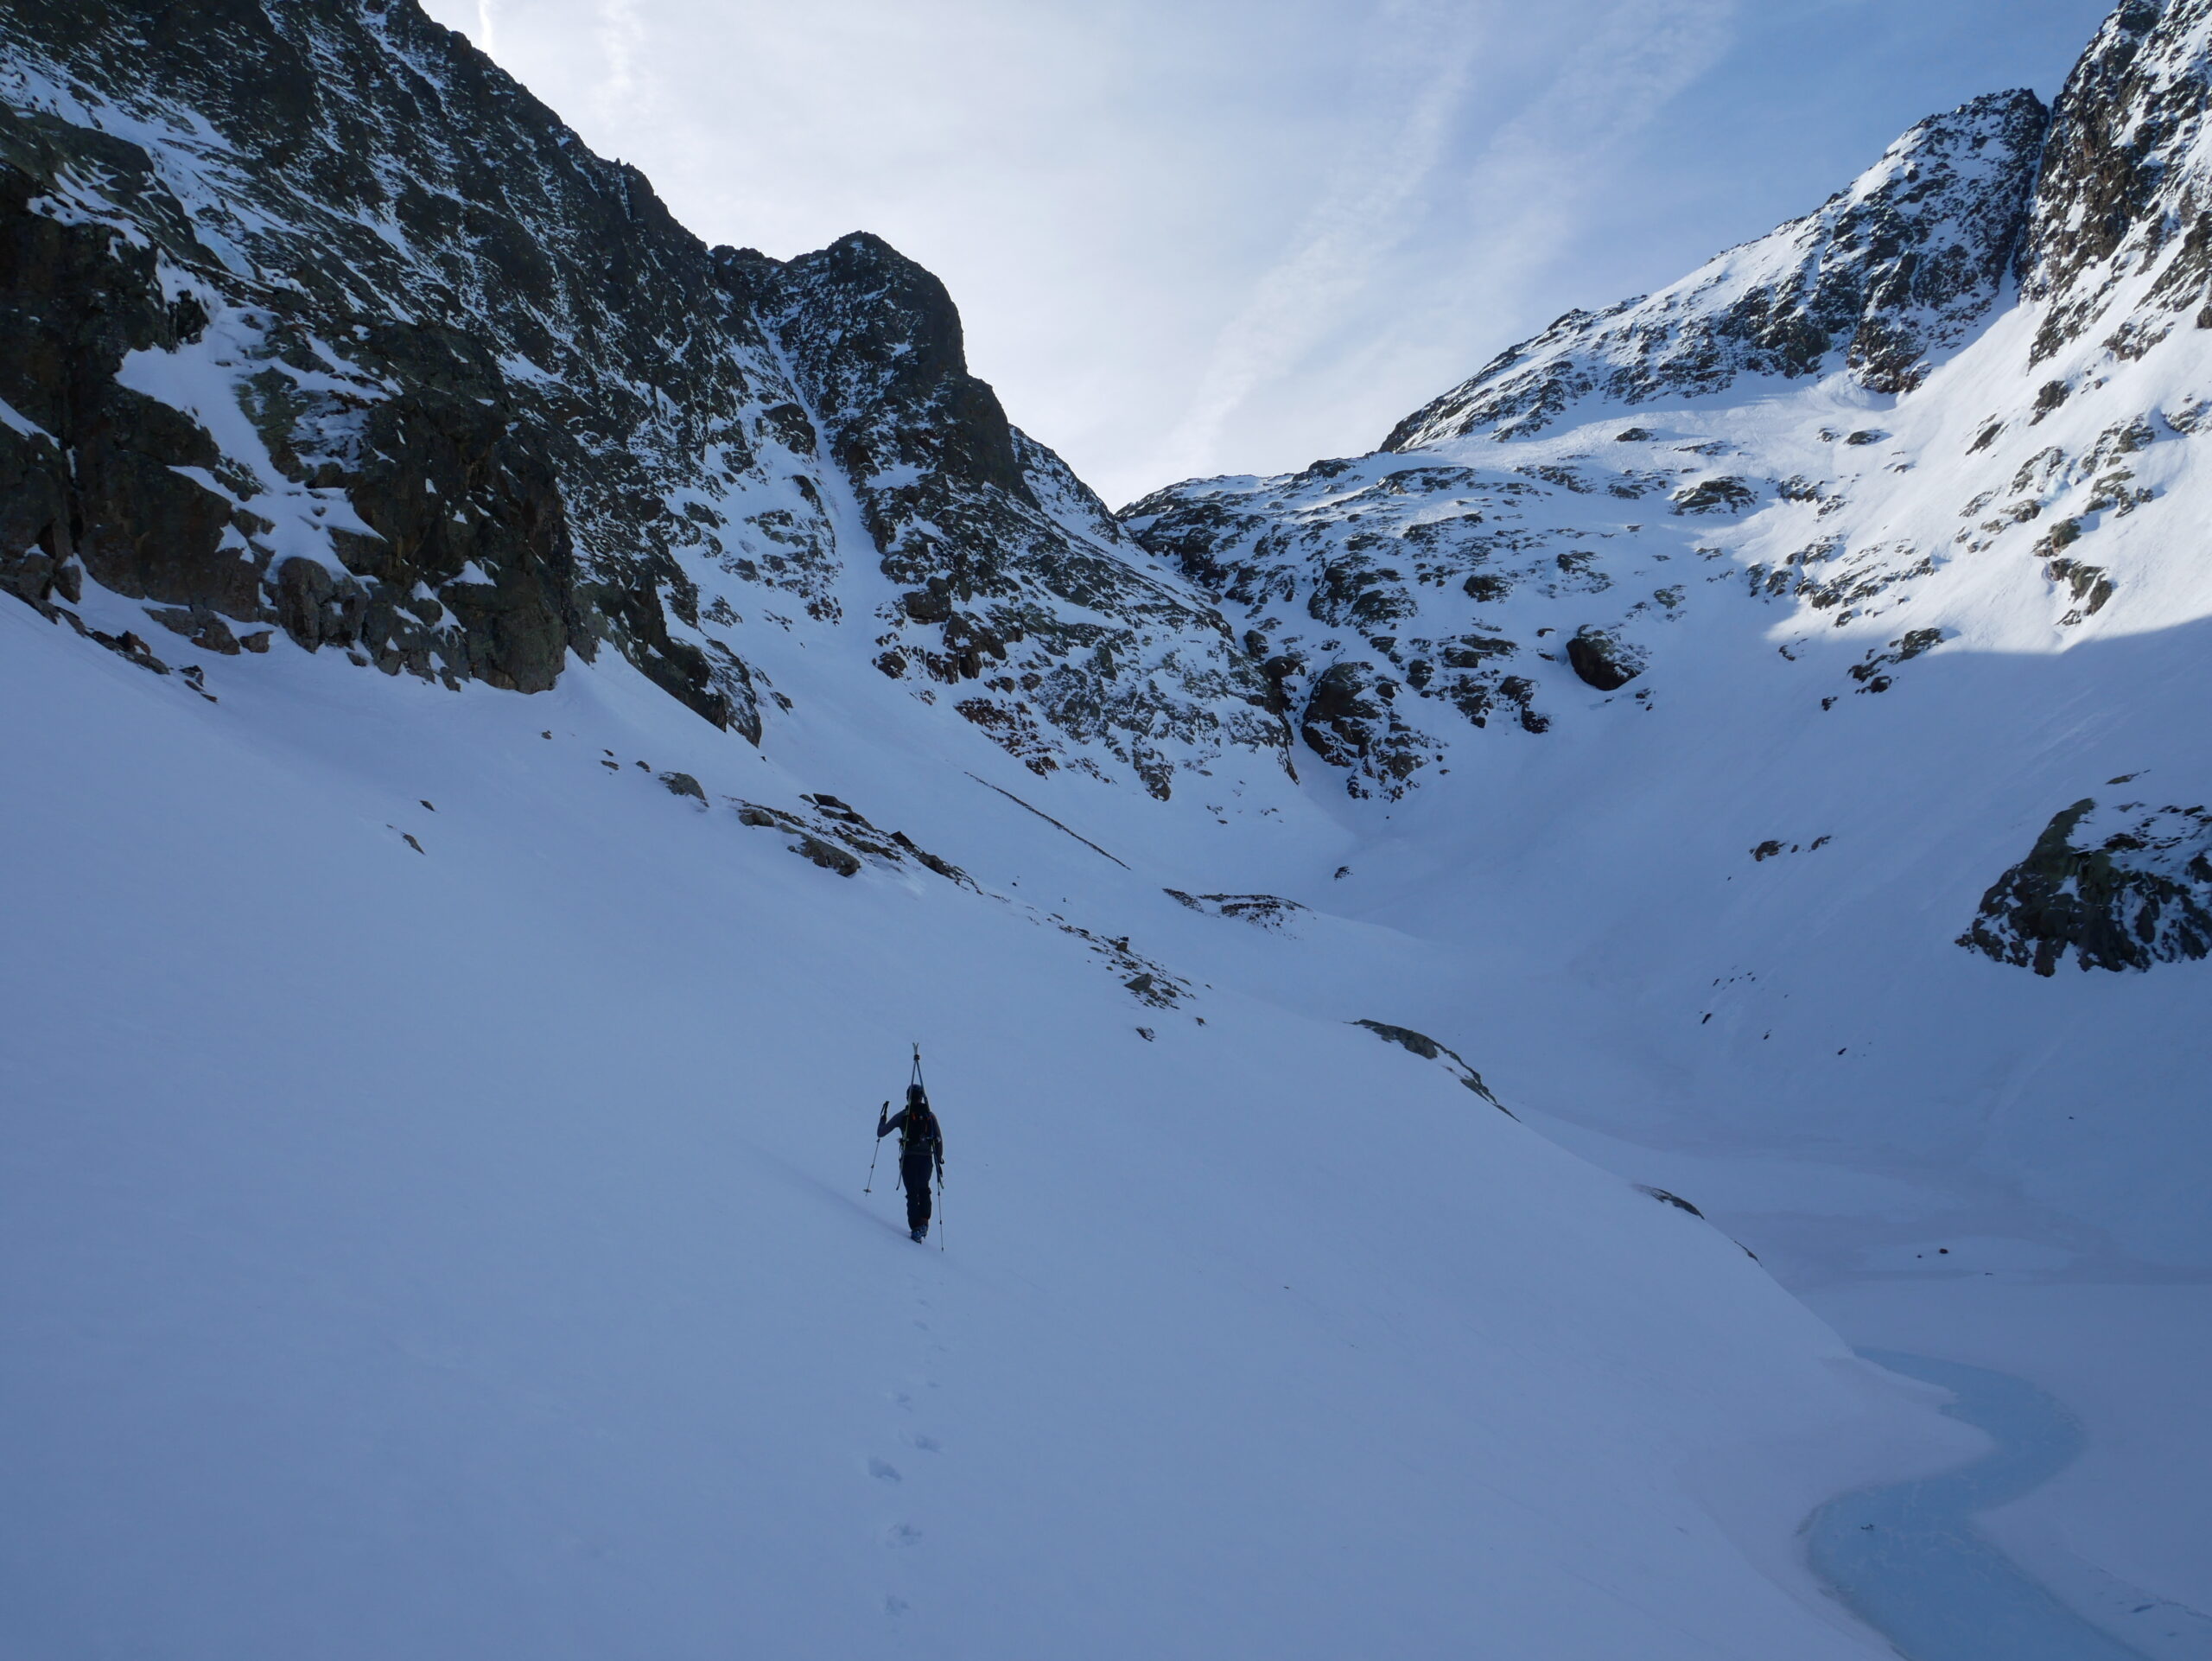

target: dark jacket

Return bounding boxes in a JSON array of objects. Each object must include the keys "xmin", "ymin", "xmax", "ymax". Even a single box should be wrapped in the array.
[{"xmin": 878, "ymin": 1104, "xmax": 944, "ymax": 1181}]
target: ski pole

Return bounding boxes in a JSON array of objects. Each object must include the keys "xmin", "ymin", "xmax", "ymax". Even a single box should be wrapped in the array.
[{"xmin": 865, "ymin": 1100, "xmax": 887, "ymax": 1192}]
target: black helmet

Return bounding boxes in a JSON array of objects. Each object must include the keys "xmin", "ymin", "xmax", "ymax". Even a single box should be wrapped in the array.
[{"xmin": 906, "ymin": 1083, "xmax": 927, "ymax": 1107}]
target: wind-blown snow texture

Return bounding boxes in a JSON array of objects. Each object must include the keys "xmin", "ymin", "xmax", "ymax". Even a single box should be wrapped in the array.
[{"xmin": 4, "ymin": 0, "xmax": 2210, "ymax": 1657}]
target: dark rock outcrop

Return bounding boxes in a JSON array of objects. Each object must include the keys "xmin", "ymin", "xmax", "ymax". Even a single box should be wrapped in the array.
[
  {"xmin": 0, "ymin": 122, "xmax": 242, "ymax": 623},
  {"xmin": 1351, "ymin": 1020, "xmax": 1510, "ymax": 1111},
  {"xmin": 756, "ymin": 232, "xmax": 1290, "ymax": 796},
  {"xmin": 0, "ymin": 0, "xmax": 736, "ymax": 711},
  {"xmin": 1298, "ymin": 660, "xmax": 1437, "ymax": 797},
  {"xmin": 1565, "ymin": 627, "xmax": 1645, "ymax": 691},
  {"xmin": 1669, "ymin": 477, "xmax": 1758, "ymax": 516},
  {"xmin": 1636, "ymin": 1186, "xmax": 1706, "ymax": 1219},
  {"xmin": 1163, "ymin": 891, "xmax": 1307, "ymax": 929},
  {"xmin": 1960, "ymin": 797, "xmax": 2212, "ymax": 974},
  {"xmin": 727, "ymin": 790, "xmax": 975, "ymax": 889},
  {"xmin": 1122, "ymin": 460, "xmax": 1560, "ymax": 796}
]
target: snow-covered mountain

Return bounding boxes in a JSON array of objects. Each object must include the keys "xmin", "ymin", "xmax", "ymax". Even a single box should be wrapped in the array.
[
  {"xmin": 1127, "ymin": 1, "xmax": 2212, "ymax": 1008},
  {"xmin": 1383, "ymin": 88, "xmax": 2052, "ymax": 447},
  {"xmin": 4, "ymin": 1, "xmax": 2209, "ymax": 1658},
  {"xmin": 0, "ymin": 0, "xmax": 1285, "ymax": 789}
]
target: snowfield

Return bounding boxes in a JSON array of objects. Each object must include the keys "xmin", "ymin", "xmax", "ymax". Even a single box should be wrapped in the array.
[{"xmin": 0, "ymin": 595, "xmax": 1972, "ymax": 1659}]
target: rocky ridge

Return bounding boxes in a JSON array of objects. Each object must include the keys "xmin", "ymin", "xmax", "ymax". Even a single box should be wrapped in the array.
[
  {"xmin": 1120, "ymin": 85, "xmax": 2084, "ymax": 800},
  {"xmin": 2020, "ymin": 0, "xmax": 2212, "ymax": 360},
  {"xmin": 1382, "ymin": 89, "xmax": 2051, "ymax": 449}
]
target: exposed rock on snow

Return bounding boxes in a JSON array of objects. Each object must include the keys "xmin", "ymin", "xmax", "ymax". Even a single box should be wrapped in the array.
[
  {"xmin": 2020, "ymin": 0, "xmax": 2212, "ymax": 360},
  {"xmin": 1114, "ymin": 68, "xmax": 2088, "ymax": 798},
  {"xmin": 1162, "ymin": 889, "xmax": 1308, "ymax": 929},
  {"xmin": 730, "ymin": 792, "xmax": 973, "ymax": 888},
  {"xmin": 1565, "ymin": 625, "xmax": 1645, "ymax": 690},
  {"xmin": 1298, "ymin": 658, "xmax": 1439, "ymax": 793},
  {"xmin": 1670, "ymin": 476, "xmax": 1759, "ymax": 515},
  {"xmin": 12, "ymin": 0, "xmax": 2212, "ymax": 846},
  {"xmin": 1352, "ymin": 1019, "xmax": 1509, "ymax": 1111},
  {"xmin": 742, "ymin": 233, "xmax": 1292, "ymax": 795},
  {"xmin": 1960, "ymin": 796, "xmax": 2212, "ymax": 974},
  {"xmin": 1846, "ymin": 627, "xmax": 1946, "ymax": 695},
  {"xmin": 1125, "ymin": 0, "xmax": 2212, "ymax": 827},
  {"xmin": 1636, "ymin": 1185, "xmax": 1707, "ymax": 1219},
  {"xmin": 1121, "ymin": 459, "xmax": 1596, "ymax": 795}
]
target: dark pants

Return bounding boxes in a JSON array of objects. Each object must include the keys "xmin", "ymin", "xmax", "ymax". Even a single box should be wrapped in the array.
[{"xmin": 900, "ymin": 1157, "xmax": 934, "ymax": 1234}]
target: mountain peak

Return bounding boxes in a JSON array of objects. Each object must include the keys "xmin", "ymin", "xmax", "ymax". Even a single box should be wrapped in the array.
[
  {"xmin": 1383, "ymin": 87, "xmax": 2050, "ymax": 449},
  {"xmin": 2021, "ymin": 0, "xmax": 2212, "ymax": 359}
]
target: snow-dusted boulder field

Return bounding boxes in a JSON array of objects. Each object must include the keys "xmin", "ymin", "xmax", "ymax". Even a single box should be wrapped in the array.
[{"xmin": 4, "ymin": 0, "xmax": 2208, "ymax": 1657}]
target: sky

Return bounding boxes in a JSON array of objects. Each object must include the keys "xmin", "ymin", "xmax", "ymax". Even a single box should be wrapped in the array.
[{"xmin": 416, "ymin": 0, "xmax": 2117, "ymax": 506}]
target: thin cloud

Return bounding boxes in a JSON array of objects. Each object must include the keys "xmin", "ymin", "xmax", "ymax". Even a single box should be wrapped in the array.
[
  {"xmin": 1453, "ymin": 0, "xmax": 1738, "ymax": 309},
  {"xmin": 1151, "ymin": 3, "xmax": 1484, "ymax": 484},
  {"xmin": 1156, "ymin": 0, "xmax": 1738, "ymax": 486},
  {"xmin": 593, "ymin": 0, "xmax": 645, "ymax": 117}
]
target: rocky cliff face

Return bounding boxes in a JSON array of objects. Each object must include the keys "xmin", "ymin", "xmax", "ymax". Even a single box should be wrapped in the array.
[
  {"xmin": 2020, "ymin": 0, "xmax": 2212, "ymax": 360},
  {"xmin": 0, "ymin": 0, "xmax": 1287, "ymax": 793},
  {"xmin": 0, "ymin": 0, "xmax": 741, "ymax": 716},
  {"xmin": 749, "ymin": 233, "xmax": 1288, "ymax": 795}
]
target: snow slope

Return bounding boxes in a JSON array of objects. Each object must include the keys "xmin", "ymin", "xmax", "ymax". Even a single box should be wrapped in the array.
[{"xmin": 0, "ymin": 579, "xmax": 1965, "ymax": 1659}]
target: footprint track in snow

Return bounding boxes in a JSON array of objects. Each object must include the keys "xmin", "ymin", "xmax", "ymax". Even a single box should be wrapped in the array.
[{"xmin": 873, "ymin": 1264, "xmax": 947, "ymax": 1617}]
